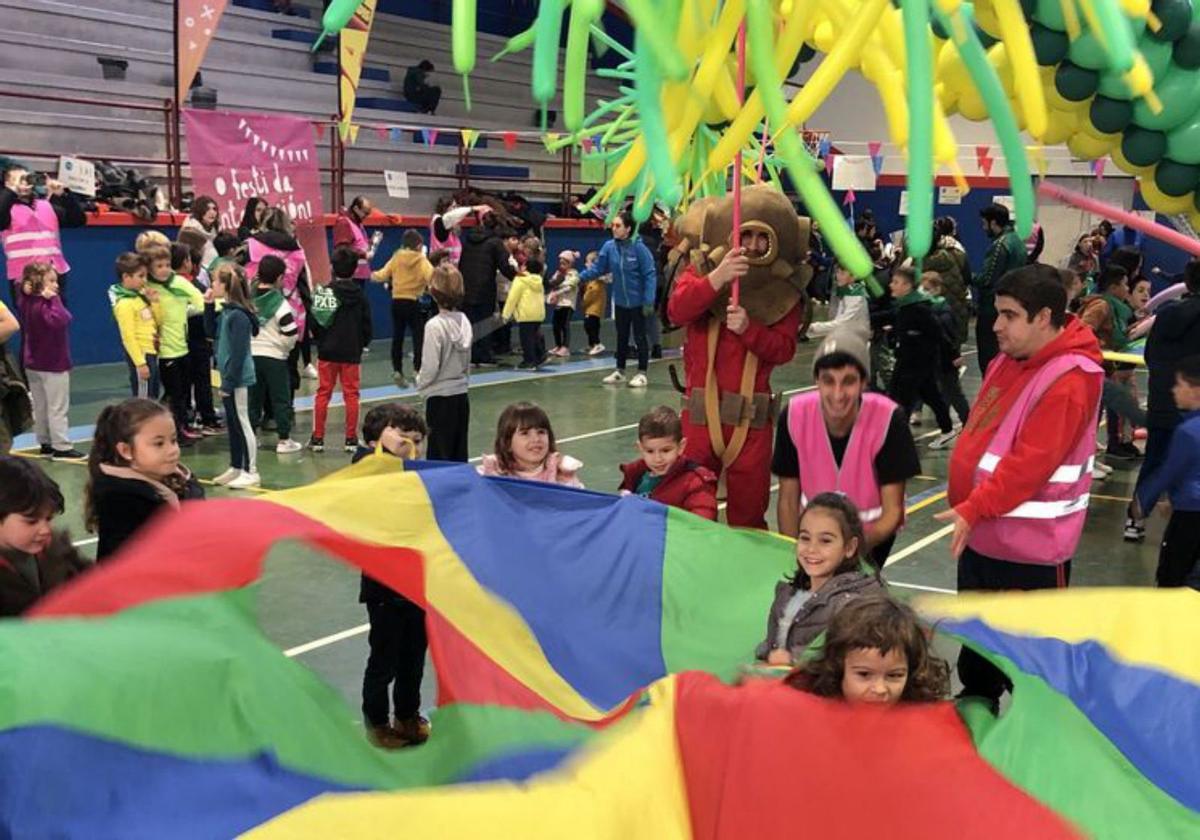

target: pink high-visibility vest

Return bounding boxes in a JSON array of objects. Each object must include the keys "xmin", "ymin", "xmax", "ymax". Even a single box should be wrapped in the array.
[
  {"xmin": 430, "ymin": 221, "xmax": 462, "ymax": 266},
  {"xmin": 3, "ymin": 200, "xmax": 69, "ymax": 280},
  {"xmin": 967, "ymin": 353, "xmax": 1103, "ymax": 565},
  {"xmin": 786, "ymin": 391, "xmax": 896, "ymax": 524},
  {"xmin": 247, "ymin": 238, "xmax": 309, "ymax": 336},
  {"xmin": 343, "ymin": 216, "xmax": 372, "ymax": 280}
]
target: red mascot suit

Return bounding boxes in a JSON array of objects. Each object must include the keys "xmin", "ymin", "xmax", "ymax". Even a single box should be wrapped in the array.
[{"xmin": 665, "ymin": 185, "xmax": 812, "ymax": 529}]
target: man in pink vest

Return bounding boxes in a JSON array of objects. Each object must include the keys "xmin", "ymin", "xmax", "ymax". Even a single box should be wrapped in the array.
[
  {"xmin": 2, "ymin": 164, "xmax": 86, "ymax": 306},
  {"xmin": 936, "ymin": 264, "xmax": 1103, "ymax": 707},
  {"xmin": 773, "ymin": 328, "xmax": 921, "ymax": 568},
  {"xmin": 333, "ymin": 195, "xmax": 380, "ymax": 284}
]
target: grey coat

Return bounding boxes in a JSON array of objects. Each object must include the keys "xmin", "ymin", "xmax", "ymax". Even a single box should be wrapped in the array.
[{"xmin": 755, "ymin": 571, "xmax": 884, "ymax": 662}]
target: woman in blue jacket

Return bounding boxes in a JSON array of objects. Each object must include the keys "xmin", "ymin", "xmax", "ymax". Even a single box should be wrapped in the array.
[{"xmin": 577, "ymin": 210, "xmax": 657, "ymax": 388}]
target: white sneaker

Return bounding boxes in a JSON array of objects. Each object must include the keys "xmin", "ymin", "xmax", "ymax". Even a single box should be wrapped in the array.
[
  {"xmin": 302, "ymin": 363, "xmax": 319, "ymax": 380},
  {"xmin": 1092, "ymin": 465, "xmax": 1108, "ymax": 481},
  {"xmin": 627, "ymin": 372, "xmax": 648, "ymax": 388},
  {"xmin": 276, "ymin": 438, "xmax": 303, "ymax": 454},
  {"xmin": 1097, "ymin": 462, "xmax": 1114, "ymax": 475},
  {"xmin": 928, "ymin": 429, "xmax": 960, "ymax": 450},
  {"xmin": 228, "ymin": 470, "xmax": 262, "ymax": 489},
  {"xmin": 212, "ymin": 467, "xmax": 240, "ymax": 485},
  {"xmin": 602, "ymin": 370, "xmax": 626, "ymax": 385},
  {"xmin": 589, "ymin": 343, "xmax": 605, "ymax": 356}
]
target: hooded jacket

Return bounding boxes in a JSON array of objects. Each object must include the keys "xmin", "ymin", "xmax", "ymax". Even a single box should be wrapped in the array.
[
  {"xmin": 1145, "ymin": 293, "xmax": 1200, "ymax": 429},
  {"xmin": 215, "ymin": 303, "xmax": 259, "ymax": 389},
  {"xmin": 316, "ymin": 278, "xmax": 373, "ymax": 364},
  {"xmin": 459, "ymin": 225, "xmax": 516, "ymax": 309},
  {"xmin": 948, "ymin": 316, "xmax": 1104, "ymax": 528},
  {"xmin": 755, "ymin": 571, "xmax": 885, "ymax": 662},
  {"xmin": 416, "ymin": 310, "xmax": 472, "ymax": 397},
  {"xmin": 250, "ymin": 287, "xmax": 298, "ymax": 360},
  {"xmin": 502, "ymin": 271, "xmax": 546, "ymax": 323},
  {"xmin": 373, "ymin": 248, "xmax": 433, "ymax": 300}
]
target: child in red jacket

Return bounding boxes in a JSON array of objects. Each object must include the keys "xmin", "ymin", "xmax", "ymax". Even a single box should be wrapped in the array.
[{"xmin": 619, "ymin": 406, "xmax": 718, "ymax": 520}]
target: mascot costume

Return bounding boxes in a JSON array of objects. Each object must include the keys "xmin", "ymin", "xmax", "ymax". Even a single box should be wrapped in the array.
[{"xmin": 665, "ymin": 185, "xmax": 812, "ymax": 529}]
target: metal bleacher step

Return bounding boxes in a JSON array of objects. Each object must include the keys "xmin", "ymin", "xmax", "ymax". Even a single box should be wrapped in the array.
[{"xmin": 312, "ymin": 61, "xmax": 390, "ymax": 83}]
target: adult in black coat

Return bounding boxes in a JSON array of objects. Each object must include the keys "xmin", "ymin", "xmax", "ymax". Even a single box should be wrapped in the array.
[{"xmin": 458, "ymin": 217, "xmax": 517, "ymax": 365}]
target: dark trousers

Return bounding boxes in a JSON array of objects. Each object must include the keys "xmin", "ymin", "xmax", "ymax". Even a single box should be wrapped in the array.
[
  {"xmin": 426, "ymin": 392, "xmax": 470, "ymax": 462},
  {"xmin": 186, "ymin": 345, "xmax": 218, "ymax": 425},
  {"xmin": 362, "ymin": 597, "xmax": 427, "ymax": 726},
  {"xmin": 1131, "ymin": 426, "xmax": 1175, "ymax": 524},
  {"xmin": 868, "ymin": 532, "xmax": 898, "ymax": 572},
  {"xmin": 465, "ymin": 302, "xmax": 495, "ymax": 364},
  {"xmin": 889, "ymin": 368, "xmax": 953, "ymax": 433},
  {"xmin": 492, "ymin": 321, "xmax": 513, "ymax": 355},
  {"xmin": 160, "ymin": 356, "xmax": 190, "ymax": 434},
  {"xmin": 585, "ymin": 315, "xmax": 601, "ymax": 347},
  {"xmin": 976, "ymin": 312, "xmax": 999, "ymax": 376},
  {"xmin": 937, "ymin": 362, "xmax": 970, "ymax": 425},
  {"xmin": 518, "ymin": 321, "xmax": 542, "ymax": 366},
  {"xmin": 957, "ymin": 547, "xmax": 1071, "ymax": 702},
  {"xmin": 249, "ymin": 356, "xmax": 294, "ymax": 439},
  {"xmin": 125, "ymin": 352, "xmax": 160, "ymax": 399},
  {"xmin": 614, "ymin": 305, "xmax": 648, "ymax": 372},
  {"xmin": 1157, "ymin": 509, "xmax": 1200, "ymax": 588},
  {"xmin": 390, "ymin": 298, "xmax": 426, "ymax": 374},
  {"xmin": 552, "ymin": 307, "xmax": 572, "ymax": 348}
]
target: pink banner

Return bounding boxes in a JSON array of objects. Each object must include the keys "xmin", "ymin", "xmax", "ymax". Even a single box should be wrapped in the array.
[{"xmin": 184, "ymin": 109, "xmax": 325, "ymax": 230}]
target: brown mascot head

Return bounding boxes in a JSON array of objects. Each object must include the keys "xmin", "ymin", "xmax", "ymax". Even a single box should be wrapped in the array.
[{"xmin": 667, "ymin": 184, "xmax": 812, "ymax": 326}]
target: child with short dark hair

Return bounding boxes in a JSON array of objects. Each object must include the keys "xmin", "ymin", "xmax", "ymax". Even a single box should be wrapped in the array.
[
  {"xmin": 887, "ymin": 265, "xmax": 957, "ymax": 450},
  {"xmin": 618, "ymin": 405, "xmax": 717, "ymax": 520},
  {"xmin": 18, "ymin": 262, "xmax": 82, "ymax": 458},
  {"xmin": 756, "ymin": 493, "xmax": 884, "ymax": 666},
  {"xmin": 0, "ymin": 455, "xmax": 90, "ymax": 616},
  {"xmin": 310, "ymin": 246, "xmax": 373, "ymax": 453},
  {"xmin": 85, "ymin": 398, "xmax": 204, "ymax": 560},
  {"xmin": 353, "ymin": 402, "xmax": 430, "ymax": 749},
  {"xmin": 250, "ymin": 255, "xmax": 300, "ymax": 454},
  {"xmin": 478, "ymin": 401, "xmax": 583, "ymax": 486},
  {"xmin": 172, "ymin": 240, "xmax": 222, "ymax": 436},
  {"xmin": 416, "ymin": 264, "xmax": 472, "ymax": 461},
  {"xmin": 110, "ymin": 252, "xmax": 161, "ymax": 399},
  {"xmin": 784, "ymin": 595, "xmax": 951, "ymax": 704},
  {"xmin": 1135, "ymin": 355, "xmax": 1200, "ymax": 589},
  {"xmin": 145, "ymin": 243, "xmax": 206, "ymax": 447},
  {"xmin": 373, "ymin": 228, "xmax": 434, "ymax": 386},
  {"xmin": 503, "ymin": 256, "xmax": 547, "ymax": 370}
]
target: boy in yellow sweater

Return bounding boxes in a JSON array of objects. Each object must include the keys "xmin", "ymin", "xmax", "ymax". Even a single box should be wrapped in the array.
[
  {"xmin": 109, "ymin": 252, "xmax": 162, "ymax": 399},
  {"xmin": 502, "ymin": 257, "xmax": 547, "ymax": 370},
  {"xmin": 373, "ymin": 229, "xmax": 434, "ymax": 387}
]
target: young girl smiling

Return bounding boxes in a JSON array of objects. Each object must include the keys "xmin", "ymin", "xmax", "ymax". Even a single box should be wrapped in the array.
[{"xmin": 478, "ymin": 402, "xmax": 583, "ymax": 487}]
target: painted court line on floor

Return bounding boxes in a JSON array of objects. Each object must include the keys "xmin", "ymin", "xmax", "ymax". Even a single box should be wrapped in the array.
[
  {"xmin": 884, "ymin": 524, "xmax": 956, "ymax": 567},
  {"xmin": 886, "ymin": 581, "xmax": 956, "ymax": 594}
]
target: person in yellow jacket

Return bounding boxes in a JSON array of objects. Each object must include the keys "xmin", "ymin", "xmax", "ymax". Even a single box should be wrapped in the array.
[
  {"xmin": 502, "ymin": 257, "xmax": 547, "ymax": 370},
  {"xmin": 372, "ymin": 229, "xmax": 434, "ymax": 387},
  {"xmin": 581, "ymin": 249, "xmax": 609, "ymax": 355},
  {"xmin": 144, "ymin": 244, "xmax": 206, "ymax": 445},
  {"xmin": 109, "ymin": 252, "xmax": 162, "ymax": 399}
]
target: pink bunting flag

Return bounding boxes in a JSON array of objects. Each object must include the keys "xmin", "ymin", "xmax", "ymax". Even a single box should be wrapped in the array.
[
  {"xmin": 868, "ymin": 141, "xmax": 883, "ymax": 157},
  {"xmin": 975, "ymin": 145, "xmax": 991, "ymax": 166},
  {"xmin": 825, "ymin": 153, "xmax": 836, "ymax": 176},
  {"xmin": 314, "ymin": 122, "xmax": 326, "ymax": 140},
  {"xmin": 581, "ymin": 137, "xmax": 594, "ymax": 153},
  {"xmin": 421, "ymin": 129, "xmax": 439, "ymax": 147},
  {"xmin": 502, "ymin": 131, "xmax": 518, "ymax": 151},
  {"xmin": 843, "ymin": 189, "xmax": 856, "ymax": 206},
  {"xmin": 1092, "ymin": 159, "xmax": 1106, "ymax": 179},
  {"xmin": 375, "ymin": 127, "xmax": 388, "ymax": 140}
]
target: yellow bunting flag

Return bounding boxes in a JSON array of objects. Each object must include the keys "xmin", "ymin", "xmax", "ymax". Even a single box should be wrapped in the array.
[
  {"xmin": 461, "ymin": 129, "xmax": 480, "ymax": 149},
  {"xmin": 347, "ymin": 124, "xmax": 360, "ymax": 145},
  {"xmin": 339, "ymin": 0, "xmax": 378, "ymax": 140},
  {"xmin": 543, "ymin": 132, "xmax": 562, "ymax": 152},
  {"xmin": 1026, "ymin": 145, "xmax": 1048, "ymax": 179}
]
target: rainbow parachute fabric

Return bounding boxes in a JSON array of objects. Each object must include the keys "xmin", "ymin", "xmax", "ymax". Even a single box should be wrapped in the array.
[{"xmin": 2, "ymin": 460, "xmax": 1197, "ymax": 837}]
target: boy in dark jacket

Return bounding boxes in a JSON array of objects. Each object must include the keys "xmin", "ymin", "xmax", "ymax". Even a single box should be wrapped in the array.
[
  {"xmin": 350, "ymin": 404, "xmax": 431, "ymax": 748},
  {"xmin": 618, "ymin": 406, "xmax": 718, "ymax": 520},
  {"xmin": 920, "ymin": 270, "xmax": 970, "ymax": 428},
  {"xmin": 886, "ymin": 265, "xmax": 957, "ymax": 449},
  {"xmin": 309, "ymin": 246, "xmax": 373, "ymax": 453}
]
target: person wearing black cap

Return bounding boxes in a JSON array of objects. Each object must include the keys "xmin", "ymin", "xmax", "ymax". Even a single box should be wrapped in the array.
[{"xmin": 976, "ymin": 203, "xmax": 1027, "ymax": 374}]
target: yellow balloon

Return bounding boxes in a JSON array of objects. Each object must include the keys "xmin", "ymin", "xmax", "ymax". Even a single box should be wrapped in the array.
[
  {"xmin": 1040, "ymin": 109, "xmax": 1080, "ymax": 145},
  {"xmin": 987, "ymin": 43, "xmax": 1015, "ymax": 96},
  {"xmin": 863, "ymin": 47, "xmax": 909, "ymax": 146},
  {"xmin": 1110, "ymin": 144, "xmax": 1153, "ymax": 177},
  {"xmin": 958, "ymin": 85, "xmax": 988, "ymax": 120},
  {"xmin": 937, "ymin": 38, "xmax": 970, "ymax": 93},
  {"xmin": 1139, "ymin": 179, "xmax": 1194, "ymax": 215},
  {"xmin": 973, "ymin": 0, "xmax": 1001, "ymax": 38},
  {"xmin": 992, "ymin": 0, "xmax": 1048, "ymax": 138},
  {"xmin": 1006, "ymin": 97, "xmax": 1028, "ymax": 132},
  {"xmin": 1188, "ymin": 210, "xmax": 1200, "ymax": 232},
  {"xmin": 1066, "ymin": 127, "xmax": 1119, "ymax": 159},
  {"xmin": 814, "ymin": 19, "xmax": 837, "ymax": 53}
]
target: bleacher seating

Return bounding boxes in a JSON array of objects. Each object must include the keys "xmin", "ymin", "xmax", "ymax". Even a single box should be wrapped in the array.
[{"xmin": 0, "ymin": 0, "xmax": 619, "ymax": 213}]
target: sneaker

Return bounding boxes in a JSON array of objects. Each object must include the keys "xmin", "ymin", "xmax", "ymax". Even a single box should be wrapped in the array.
[
  {"xmin": 588, "ymin": 343, "xmax": 606, "ymax": 356},
  {"xmin": 628, "ymin": 372, "xmax": 648, "ymax": 388},
  {"xmin": 1106, "ymin": 442, "xmax": 1142, "ymax": 460},
  {"xmin": 516, "ymin": 362, "xmax": 540, "ymax": 371},
  {"xmin": 51, "ymin": 448, "xmax": 86, "ymax": 459},
  {"xmin": 1097, "ymin": 462, "xmax": 1114, "ymax": 475},
  {"xmin": 1123, "ymin": 514, "xmax": 1146, "ymax": 543},
  {"xmin": 276, "ymin": 438, "xmax": 302, "ymax": 454},
  {"xmin": 928, "ymin": 429, "xmax": 960, "ymax": 450},
  {"xmin": 602, "ymin": 370, "xmax": 626, "ymax": 385},
  {"xmin": 651, "ymin": 344, "xmax": 663, "ymax": 359},
  {"xmin": 301, "ymin": 363, "xmax": 319, "ymax": 380},
  {"xmin": 38, "ymin": 444, "xmax": 54, "ymax": 456},
  {"xmin": 393, "ymin": 371, "xmax": 407, "ymax": 387},
  {"xmin": 308, "ymin": 436, "xmax": 325, "ymax": 452},
  {"xmin": 344, "ymin": 437, "xmax": 360, "ymax": 453},
  {"xmin": 362, "ymin": 345, "xmax": 371, "ymax": 354},
  {"xmin": 1092, "ymin": 465, "xmax": 1108, "ymax": 481},
  {"xmin": 212, "ymin": 467, "xmax": 241, "ymax": 486},
  {"xmin": 393, "ymin": 715, "xmax": 431, "ymax": 746},
  {"xmin": 228, "ymin": 470, "xmax": 261, "ymax": 490},
  {"xmin": 200, "ymin": 422, "xmax": 224, "ymax": 436},
  {"xmin": 909, "ymin": 412, "xmax": 923, "ymax": 426}
]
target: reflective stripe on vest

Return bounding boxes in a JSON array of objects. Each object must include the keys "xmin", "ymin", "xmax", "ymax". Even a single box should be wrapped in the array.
[{"xmin": 978, "ymin": 453, "xmax": 1095, "ymax": 485}]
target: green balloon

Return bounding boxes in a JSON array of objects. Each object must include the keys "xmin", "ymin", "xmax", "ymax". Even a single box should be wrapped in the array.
[
  {"xmin": 1154, "ymin": 158, "xmax": 1200, "ymax": 196},
  {"xmin": 1068, "ymin": 33, "xmax": 1111, "ymax": 70},
  {"xmin": 1150, "ymin": 0, "xmax": 1193, "ymax": 43},
  {"xmin": 1101, "ymin": 38, "xmax": 1175, "ymax": 99},
  {"xmin": 1166, "ymin": 113, "xmax": 1200, "ymax": 163},
  {"xmin": 1091, "ymin": 96, "xmax": 1135, "ymax": 133},
  {"xmin": 1174, "ymin": 23, "xmax": 1200, "ymax": 68},
  {"xmin": 1033, "ymin": 0, "xmax": 1066, "ymax": 32},
  {"xmin": 1056, "ymin": 61, "xmax": 1101, "ymax": 101},
  {"xmin": 1122, "ymin": 125, "xmax": 1168, "ymax": 166},
  {"xmin": 1031, "ymin": 24, "xmax": 1069, "ymax": 65},
  {"xmin": 1133, "ymin": 66, "xmax": 1200, "ymax": 130}
]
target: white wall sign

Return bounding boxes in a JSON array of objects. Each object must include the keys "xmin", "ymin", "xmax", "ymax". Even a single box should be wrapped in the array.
[
  {"xmin": 831, "ymin": 155, "xmax": 877, "ymax": 191},
  {"xmin": 383, "ymin": 170, "xmax": 410, "ymax": 199},
  {"xmin": 993, "ymin": 194, "xmax": 1015, "ymax": 211},
  {"xmin": 938, "ymin": 186, "xmax": 963, "ymax": 205},
  {"xmin": 56, "ymin": 156, "xmax": 95, "ymax": 197}
]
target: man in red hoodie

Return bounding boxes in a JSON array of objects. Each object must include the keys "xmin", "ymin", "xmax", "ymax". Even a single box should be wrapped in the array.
[{"xmin": 936, "ymin": 264, "xmax": 1103, "ymax": 706}]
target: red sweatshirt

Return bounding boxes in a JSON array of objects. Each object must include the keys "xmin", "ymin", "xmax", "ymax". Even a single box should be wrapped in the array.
[
  {"xmin": 619, "ymin": 458, "xmax": 719, "ymax": 521},
  {"xmin": 666, "ymin": 265, "xmax": 801, "ymax": 396},
  {"xmin": 948, "ymin": 316, "xmax": 1103, "ymax": 528}
]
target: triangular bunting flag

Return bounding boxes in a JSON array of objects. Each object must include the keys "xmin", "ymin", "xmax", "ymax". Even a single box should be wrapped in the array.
[
  {"xmin": 818, "ymin": 137, "xmax": 832, "ymax": 159},
  {"xmin": 581, "ymin": 137, "xmax": 594, "ymax": 153},
  {"xmin": 1025, "ymin": 145, "xmax": 1048, "ymax": 179},
  {"xmin": 421, "ymin": 129, "xmax": 439, "ymax": 146},
  {"xmin": 337, "ymin": 0, "xmax": 377, "ymax": 140},
  {"xmin": 390, "ymin": 127, "xmax": 402, "ymax": 142},
  {"xmin": 315, "ymin": 122, "xmax": 326, "ymax": 140},
  {"xmin": 177, "ymin": 0, "xmax": 229, "ymax": 104},
  {"xmin": 543, "ymin": 132, "xmax": 562, "ymax": 152},
  {"xmin": 975, "ymin": 145, "xmax": 991, "ymax": 166},
  {"xmin": 460, "ymin": 129, "xmax": 480, "ymax": 149},
  {"xmin": 502, "ymin": 131, "xmax": 518, "ymax": 151},
  {"xmin": 867, "ymin": 141, "xmax": 883, "ymax": 157},
  {"xmin": 979, "ymin": 156, "xmax": 995, "ymax": 177},
  {"xmin": 825, "ymin": 153, "xmax": 836, "ymax": 176},
  {"xmin": 871, "ymin": 153, "xmax": 884, "ymax": 175},
  {"xmin": 375, "ymin": 126, "xmax": 388, "ymax": 140},
  {"xmin": 1092, "ymin": 158, "xmax": 1106, "ymax": 179},
  {"xmin": 843, "ymin": 189, "xmax": 856, "ymax": 206},
  {"xmin": 591, "ymin": 135, "xmax": 602, "ymax": 152},
  {"xmin": 347, "ymin": 124, "xmax": 360, "ymax": 145}
]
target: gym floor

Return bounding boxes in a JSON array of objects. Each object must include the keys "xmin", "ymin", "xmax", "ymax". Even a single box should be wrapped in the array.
[{"xmin": 12, "ymin": 317, "xmax": 1160, "ymax": 713}]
